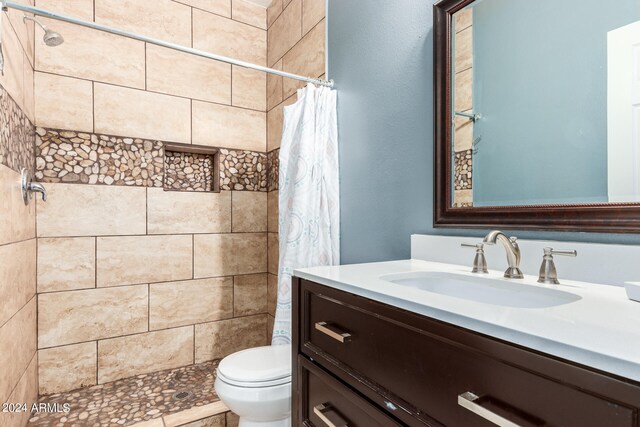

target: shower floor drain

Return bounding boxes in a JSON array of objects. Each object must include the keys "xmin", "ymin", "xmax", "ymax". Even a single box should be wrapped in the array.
[{"xmin": 172, "ymin": 390, "xmax": 194, "ymax": 401}]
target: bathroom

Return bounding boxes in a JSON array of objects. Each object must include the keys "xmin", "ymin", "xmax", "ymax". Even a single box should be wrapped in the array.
[{"xmin": 1, "ymin": 0, "xmax": 640, "ymax": 426}]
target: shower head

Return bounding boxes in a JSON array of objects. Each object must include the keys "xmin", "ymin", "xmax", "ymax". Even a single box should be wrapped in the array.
[
  {"xmin": 42, "ymin": 28, "xmax": 64, "ymax": 46},
  {"xmin": 23, "ymin": 15, "xmax": 64, "ymax": 47}
]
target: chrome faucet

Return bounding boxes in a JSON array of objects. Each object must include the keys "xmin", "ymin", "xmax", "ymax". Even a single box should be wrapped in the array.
[
  {"xmin": 28, "ymin": 182, "xmax": 47, "ymax": 201},
  {"xmin": 21, "ymin": 168, "xmax": 47, "ymax": 204},
  {"xmin": 482, "ymin": 230, "xmax": 523, "ymax": 279}
]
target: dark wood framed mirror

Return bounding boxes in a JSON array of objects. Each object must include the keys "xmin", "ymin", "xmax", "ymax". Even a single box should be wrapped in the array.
[{"xmin": 434, "ymin": 0, "xmax": 640, "ymax": 233}]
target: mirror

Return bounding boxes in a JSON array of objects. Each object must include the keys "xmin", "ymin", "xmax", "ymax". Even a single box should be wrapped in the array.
[{"xmin": 434, "ymin": 0, "xmax": 640, "ymax": 233}]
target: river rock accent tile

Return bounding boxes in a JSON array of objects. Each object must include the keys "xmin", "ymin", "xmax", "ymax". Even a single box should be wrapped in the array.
[
  {"xmin": 454, "ymin": 149, "xmax": 473, "ymax": 191},
  {"xmin": 27, "ymin": 360, "xmax": 222, "ymax": 427},
  {"xmin": 35, "ymin": 127, "xmax": 273, "ymax": 192},
  {"xmin": 35, "ymin": 128, "xmax": 164, "ymax": 186},
  {"xmin": 164, "ymin": 151, "xmax": 215, "ymax": 192},
  {"xmin": 0, "ymin": 84, "xmax": 35, "ymax": 173},
  {"xmin": 267, "ymin": 148, "xmax": 279, "ymax": 192},
  {"xmin": 219, "ymin": 149, "xmax": 267, "ymax": 192}
]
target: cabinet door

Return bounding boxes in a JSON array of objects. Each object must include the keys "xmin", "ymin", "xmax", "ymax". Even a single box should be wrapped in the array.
[
  {"xmin": 297, "ymin": 356, "xmax": 403, "ymax": 427},
  {"xmin": 297, "ymin": 279, "xmax": 639, "ymax": 427}
]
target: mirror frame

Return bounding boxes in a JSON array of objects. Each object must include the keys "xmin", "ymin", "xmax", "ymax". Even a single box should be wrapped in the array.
[{"xmin": 433, "ymin": 0, "xmax": 640, "ymax": 234}]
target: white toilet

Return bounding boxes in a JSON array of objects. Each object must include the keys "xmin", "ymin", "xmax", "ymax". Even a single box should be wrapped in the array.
[{"xmin": 215, "ymin": 344, "xmax": 292, "ymax": 427}]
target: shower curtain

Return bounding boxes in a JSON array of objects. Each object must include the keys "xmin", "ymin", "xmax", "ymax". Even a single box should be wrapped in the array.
[{"xmin": 272, "ymin": 84, "xmax": 339, "ymax": 345}]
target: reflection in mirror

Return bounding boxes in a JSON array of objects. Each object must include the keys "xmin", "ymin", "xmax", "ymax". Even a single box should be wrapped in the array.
[{"xmin": 451, "ymin": 0, "xmax": 640, "ymax": 208}]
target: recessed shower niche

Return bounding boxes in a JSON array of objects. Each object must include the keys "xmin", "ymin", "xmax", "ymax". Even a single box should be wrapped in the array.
[{"xmin": 163, "ymin": 142, "xmax": 220, "ymax": 193}]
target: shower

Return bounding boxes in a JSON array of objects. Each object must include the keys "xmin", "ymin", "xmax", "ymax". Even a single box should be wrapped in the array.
[{"xmin": 23, "ymin": 15, "xmax": 64, "ymax": 46}]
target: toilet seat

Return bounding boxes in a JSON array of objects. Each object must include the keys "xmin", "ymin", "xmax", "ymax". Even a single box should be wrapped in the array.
[
  {"xmin": 217, "ymin": 371, "xmax": 291, "ymax": 388},
  {"xmin": 216, "ymin": 345, "xmax": 292, "ymax": 388}
]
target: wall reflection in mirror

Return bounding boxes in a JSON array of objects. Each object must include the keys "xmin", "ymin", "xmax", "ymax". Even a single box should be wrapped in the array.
[{"xmin": 451, "ymin": 0, "xmax": 640, "ymax": 208}]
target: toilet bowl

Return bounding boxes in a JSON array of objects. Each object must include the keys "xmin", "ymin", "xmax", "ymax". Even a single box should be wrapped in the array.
[{"xmin": 215, "ymin": 344, "xmax": 291, "ymax": 427}]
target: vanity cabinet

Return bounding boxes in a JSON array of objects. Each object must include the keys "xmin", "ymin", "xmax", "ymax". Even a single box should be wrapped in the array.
[{"xmin": 293, "ymin": 278, "xmax": 640, "ymax": 426}]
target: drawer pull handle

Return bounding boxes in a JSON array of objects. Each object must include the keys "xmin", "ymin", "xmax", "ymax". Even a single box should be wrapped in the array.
[
  {"xmin": 315, "ymin": 322, "xmax": 352, "ymax": 343},
  {"xmin": 314, "ymin": 403, "xmax": 349, "ymax": 427},
  {"xmin": 458, "ymin": 392, "xmax": 522, "ymax": 427}
]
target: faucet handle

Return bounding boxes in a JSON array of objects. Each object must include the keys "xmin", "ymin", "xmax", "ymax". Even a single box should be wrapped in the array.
[
  {"xmin": 538, "ymin": 247, "xmax": 577, "ymax": 284},
  {"xmin": 461, "ymin": 243, "xmax": 488, "ymax": 274},
  {"xmin": 544, "ymin": 247, "xmax": 577, "ymax": 257}
]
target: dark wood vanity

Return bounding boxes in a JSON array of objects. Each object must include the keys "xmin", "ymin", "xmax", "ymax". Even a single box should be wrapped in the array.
[{"xmin": 292, "ymin": 277, "xmax": 640, "ymax": 426}]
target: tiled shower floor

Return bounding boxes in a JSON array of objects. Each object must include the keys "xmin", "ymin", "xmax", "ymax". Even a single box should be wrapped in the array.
[{"xmin": 27, "ymin": 360, "xmax": 235, "ymax": 427}]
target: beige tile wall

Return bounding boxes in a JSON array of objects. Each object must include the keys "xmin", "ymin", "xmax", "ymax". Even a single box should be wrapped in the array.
[
  {"xmin": 453, "ymin": 8, "xmax": 474, "ymax": 207},
  {"xmin": 35, "ymin": 185, "xmax": 270, "ymax": 394},
  {"xmin": 0, "ymin": 1, "xmax": 38, "ymax": 425},
  {"xmin": 33, "ymin": 0, "xmax": 271, "ymax": 395},
  {"xmin": 33, "ymin": 0, "xmax": 267, "ymax": 151},
  {"xmin": 265, "ymin": 0, "xmax": 326, "ymax": 339}
]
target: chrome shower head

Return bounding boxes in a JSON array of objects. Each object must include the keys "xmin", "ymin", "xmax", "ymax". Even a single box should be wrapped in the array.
[
  {"xmin": 42, "ymin": 28, "xmax": 64, "ymax": 46},
  {"xmin": 23, "ymin": 15, "xmax": 64, "ymax": 47}
]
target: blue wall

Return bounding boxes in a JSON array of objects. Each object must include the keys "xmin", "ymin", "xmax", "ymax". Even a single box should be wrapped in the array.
[
  {"xmin": 328, "ymin": 0, "xmax": 640, "ymax": 265},
  {"xmin": 471, "ymin": 0, "xmax": 639, "ymax": 206}
]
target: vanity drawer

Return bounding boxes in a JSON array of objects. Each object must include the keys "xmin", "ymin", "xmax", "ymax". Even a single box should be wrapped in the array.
[
  {"xmin": 299, "ymin": 280, "xmax": 638, "ymax": 426},
  {"xmin": 298, "ymin": 356, "xmax": 402, "ymax": 427}
]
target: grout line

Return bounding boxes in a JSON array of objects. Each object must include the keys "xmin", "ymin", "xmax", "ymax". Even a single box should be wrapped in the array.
[
  {"xmin": 270, "ymin": 17, "xmax": 326, "ymax": 84},
  {"xmin": 147, "ymin": 283, "xmax": 151, "ymax": 332},
  {"xmin": 94, "ymin": 236, "xmax": 97, "ymax": 288},
  {"xmin": 36, "ymin": 231, "xmax": 268, "ymax": 240},
  {"xmin": 230, "ymin": 64, "xmax": 233, "ymax": 107},
  {"xmin": 144, "ymin": 42, "xmax": 147, "ymax": 91},
  {"xmin": 191, "ymin": 234, "xmax": 195, "ymax": 279},
  {"xmin": 4, "ymin": 351, "xmax": 38, "ymax": 406},
  {"xmin": 95, "ymin": 340, "xmax": 99, "ymax": 385},
  {"xmin": 232, "ymin": 275, "xmax": 236, "ymax": 318},
  {"xmin": 38, "ymin": 313, "xmax": 266, "ymax": 352},
  {"xmin": 0, "ymin": 292, "xmax": 36, "ymax": 331},
  {"xmin": 230, "ymin": 190, "xmax": 234, "ymax": 232},
  {"xmin": 267, "ymin": 0, "xmax": 285, "ymax": 31},
  {"xmin": 145, "ymin": 187, "xmax": 149, "ymax": 235},
  {"xmin": 189, "ymin": 99, "xmax": 193, "ymax": 144},
  {"xmin": 36, "ymin": 70, "xmax": 268, "ymax": 114},
  {"xmin": 0, "ymin": 235, "xmax": 36, "ymax": 249},
  {"xmin": 32, "ymin": 179, "xmax": 268, "ymax": 193},
  {"xmin": 91, "ymin": 81, "xmax": 95, "ymax": 133},
  {"xmin": 36, "ymin": 270, "xmax": 270, "ymax": 296},
  {"xmin": 175, "ymin": 0, "xmax": 268, "ymax": 32}
]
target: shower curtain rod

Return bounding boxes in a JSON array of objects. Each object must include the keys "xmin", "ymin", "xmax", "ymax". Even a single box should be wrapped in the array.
[{"xmin": 1, "ymin": 0, "xmax": 334, "ymax": 88}]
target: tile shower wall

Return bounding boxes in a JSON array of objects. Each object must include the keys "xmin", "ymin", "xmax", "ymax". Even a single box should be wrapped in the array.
[
  {"xmin": 33, "ymin": 0, "xmax": 270, "ymax": 395},
  {"xmin": 265, "ymin": 0, "xmax": 326, "ymax": 338},
  {"xmin": 0, "ymin": 0, "xmax": 38, "ymax": 426},
  {"xmin": 452, "ymin": 8, "xmax": 473, "ymax": 207}
]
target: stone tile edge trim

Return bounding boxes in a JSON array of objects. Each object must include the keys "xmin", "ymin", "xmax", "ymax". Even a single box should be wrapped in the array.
[
  {"xmin": 0, "ymin": 83, "xmax": 36, "ymax": 174},
  {"xmin": 36, "ymin": 127, "xmax": 270, "ymax": 192},
  {"xmin": 267, "ymin": 148, "xmax": 279, "ymax": 192}
]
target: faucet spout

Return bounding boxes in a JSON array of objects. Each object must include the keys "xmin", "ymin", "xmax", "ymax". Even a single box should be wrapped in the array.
[
  {"xmin": 27, "ymin": 182, "xmax": 47, "ymax": 201},
  {"xmin": 483, "ymin": 230, "xmax": 523, "ymax": 279}
]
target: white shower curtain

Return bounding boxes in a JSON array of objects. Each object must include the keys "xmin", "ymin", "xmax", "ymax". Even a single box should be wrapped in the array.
[{"xmin": 272, "ymin": 84, "xmax": 340, "ymax": 345}]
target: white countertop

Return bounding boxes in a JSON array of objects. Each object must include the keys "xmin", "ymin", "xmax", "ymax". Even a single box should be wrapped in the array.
[{"xmin": 295, "ymin": 260, "xmax": 640, "ymax": 382}]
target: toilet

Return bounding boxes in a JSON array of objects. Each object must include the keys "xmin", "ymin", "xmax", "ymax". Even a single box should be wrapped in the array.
[{"xmin": 215, "ymin": 344, "xmax": 292, "ymax": 427}]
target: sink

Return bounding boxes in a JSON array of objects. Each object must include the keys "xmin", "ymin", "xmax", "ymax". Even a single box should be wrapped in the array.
[{"xmin": 380, "ymin": 272, "xmax": 581, "ymax": 308}]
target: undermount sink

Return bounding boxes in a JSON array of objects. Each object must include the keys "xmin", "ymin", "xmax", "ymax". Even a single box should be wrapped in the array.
[{"xmin": 380, "ymin": 271, "xmax": 581, "ymax": 308}]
